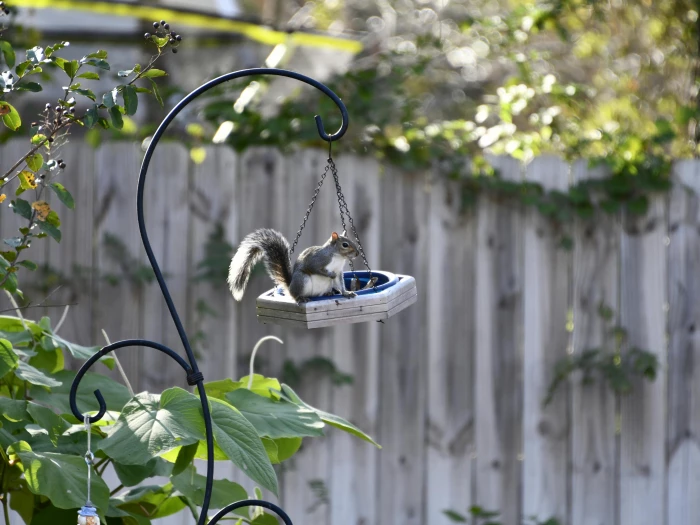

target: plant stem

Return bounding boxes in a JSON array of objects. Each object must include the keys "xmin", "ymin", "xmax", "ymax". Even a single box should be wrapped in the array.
[
  {"xmin": 110, "ymin": 484, "xmax": 124, "ymax": 496},
  {"xmin": 2, "ymin": 494, "xmax": 9, "ymax": 525}
]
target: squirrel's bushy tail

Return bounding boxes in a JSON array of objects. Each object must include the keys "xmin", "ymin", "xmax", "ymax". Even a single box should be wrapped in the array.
[{"xmin": 228, "ymin": 229, "xmax": 293, "ymax": 301}]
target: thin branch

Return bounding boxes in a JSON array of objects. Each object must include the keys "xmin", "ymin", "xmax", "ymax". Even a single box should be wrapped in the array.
[
  {"xmin": 53, "ymin": 304, "xmax": 70, "ymax": 334},
  {"xmin": 102, "ymin": 329, "xmax": 134, "ymax": 398},
  {"xmin": 4, "ymin": 290, "xmax": 27, "ymax": 331},
  {"xmin": 248, "ymin": 336, "xmax": 284, "ymax": 389}
]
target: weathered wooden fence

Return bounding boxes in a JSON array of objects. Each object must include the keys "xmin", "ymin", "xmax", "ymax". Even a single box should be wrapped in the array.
[{"xmin": 0, "ymin": 140, "xmax": 697, "ymax": 525}]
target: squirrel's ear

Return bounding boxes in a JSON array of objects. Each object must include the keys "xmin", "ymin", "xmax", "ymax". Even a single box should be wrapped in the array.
[
  {"xmin": 341, "ymin": 230, "xmax": 347, "ymax": 237},
  {"xmin": 331, "ymin": 232, "xmax": 339, "ymax": 241}
]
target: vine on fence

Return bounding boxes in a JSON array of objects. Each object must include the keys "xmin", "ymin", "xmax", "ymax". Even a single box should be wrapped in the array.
[{"xmin": 544, "ymin": 303, "xmax": 659, "ymax": 406}]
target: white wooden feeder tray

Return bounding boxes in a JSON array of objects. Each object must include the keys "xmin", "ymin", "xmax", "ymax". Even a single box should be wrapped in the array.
[{"xmin": 256, "ymin": 271, "xmax": 417, "ymax": 329}]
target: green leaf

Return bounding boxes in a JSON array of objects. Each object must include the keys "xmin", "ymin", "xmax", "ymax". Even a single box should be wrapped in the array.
[
  {"xmin": 72, "ymin": 87, "xmax": 96, "ymax": 101},
  {"xmin": 30, "ymin": 133, "xmax": 47, "ymax": 146},
  {"xmin": 0, "ymin": 338, "xmax": 19, "ymax": 377},
  {"xmin": 11, "ymin": 198, "xmax": 32, "ymax": 220},
  {"xmin": 0, "ymin": 41, "xmax": 16, "ymax": 68},
  {"xmin": 2, "ymin": 272, "xmax": 18, "ymax": 294},
  {"xmin": 84, "ymin": 103, "xmax": 99, "ymax": 128},
  {"xmin": 225, "ymin": 388, "xmax": 324, "ymax": 439},
  {"xmin": 26, "ymin": 153, "xmax": 43, "ymax": 172},
  {"xmin": 273, "ymin": 436, "xmax": 302, "ymax": 462},
  {"xmin": 15, "ymin": 361, "xmax": 62, "ymax": 387},
  {"xmin": 252, "ymin": 514, "xmax": 281, "ymax": 525},
  {"xmin": 26, "ymin": 46, "xmax": 45, "ymax": 64},
  {"xmin": 209, "ymin": 398, "xmax": 278, "ymax": 495},
  {"xmin": 99, "ymin": 388, "xmax": 206, "ymax": 465},
  {"xmin": 143, "ymin": 69, "xmax": 167, "ymax": 78},
  {"xmin": 77, "ymin": 71, "xmax": 100, "ymax": 80},
  {"xmin": 114, "ymin": 458, "xmax": 171, "ymax": 487},
  {"xmin": 203, "ymin": 375, "xmax": 280, "ymax": 401},
  {"xmin": 29, "ymin": 346, "xmax": 64, "ymax": 374},
  {"xmin": 149, "ymin": 78, "xmax": 163, "ymax": 106},
  {"xmin": 15, "ymin": 81, "xmax": 42, "ymax": 92},
  {"xmin": 26, "ymin": 402, "xmax": 70, "ymax": 446},
  {"xmin": 0, "ymin": 315, "xmax": 42, "ymax": 336},
  {"xmin": 0, "ymin": 397, "xmax": 28, "ymax": 422},
  {"xmin": 172, "ymin": 442, "xmax": 198, "ymax": 476},
  {"xmin": 262, "ymin": 438, "xmax": 279, "ymax": 463},
  {"xmin": 63, "ymin": 59, "xmax": 79, "ymax": 78},
  {"xmin": 0, "ymin": 101, "xmax": 21, "ymax": 130},
  {"xmin": 22, "ymin": 504, "xmax": 74, "ymax": 525},
  {"xmin": 86, "ymin": 50, "xmax": 108, "ymax": 59},
  {"xmin": 37, "ymin": 220, "xmax": 61, "ymax": 243},
  {"xmin": 277, "ymin": 384, "xmax": 380, "ymax": 448},
  {"xmin": 112, "ymin": 483, "xmax": 185, "ymax": 519},
  {"xmin": 190, "ymin": 147, "xmax": 206, "ymax": 164},
  {"xmin": 626, "ymin": 195, "xmax": 649, "ymax": 216},
  {"xmin": 103, "ymin": 88, "xmax": 117, "ymax": 108},
  {"xmin": 15, "ymin": 442, "xmax": 110, "ymax": 510},
  {"xmin": 9, "ymin": 485, "xmax": 34, "ymax": 524},
  {"xmin": 123, "ymin": 85, "xmax": 138, "ymax": 116},
  {"xmin": 49, "ymin": 183, "xmax": 75, "ymax": 209},
  {"xmin": 443, "ymin": 509, "xmax": 468, "ymax": 523},
  {"xmin": 30, "ymin": 369, "xmax": 131, "ymax": 415},
  {"xmin": 171, "ymin": 464, "xmax": 248, "ymax": 509},
  {"xmin": 110, "ymin": 105, "xmax": 124, "ymax": 129},
  {"xmin": 17, "ymin": 260, "xmax": 37, "ymax": 271},
  {"xmin": 84, "ymin": 58, "xmax": 110, "ymax": 70},
  {"xmin": 14, "ymin": 60, "xmax": 31, "ymax": 77},
  {"xmin": 3, "ymin": 237, "xmax": 23, "ymax": 248}
]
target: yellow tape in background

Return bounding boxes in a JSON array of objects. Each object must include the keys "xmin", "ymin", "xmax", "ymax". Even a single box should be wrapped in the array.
[{"xmin": 11, "ymin": 0, "xmax": 364, "ymax": 53}]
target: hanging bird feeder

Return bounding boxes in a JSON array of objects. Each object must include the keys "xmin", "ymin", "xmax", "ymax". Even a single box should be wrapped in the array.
[{"xmin": 254, "ymin": 148, "xmax": 417, "ymax": 328}]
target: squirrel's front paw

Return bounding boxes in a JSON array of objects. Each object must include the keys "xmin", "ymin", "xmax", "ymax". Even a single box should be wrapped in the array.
[
  {"xmin": 296, "ymin": 297, "xmax": 310, "ymax": 304},
  {"xmin": 342, "ymin": 291, "xmax": 357, "ymax": 298}
]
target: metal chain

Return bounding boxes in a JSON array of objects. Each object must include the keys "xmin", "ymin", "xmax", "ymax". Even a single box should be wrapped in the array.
[
  {"xmin": 84, "ymin": 414, "xmax": 95, "ymax": 506},
  {"xmin": 289, "ymin": 149, "xmax": 373, "ymax": 284},
  {"xmin": 289, "ymin": 162, "xmax": 332, "ymax": 256},
  {"xmin": 328, "ymin": 158, "xmax": 372, "ymax": 275}
]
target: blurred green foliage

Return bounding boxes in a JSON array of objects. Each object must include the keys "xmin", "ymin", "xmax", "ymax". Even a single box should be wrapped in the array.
[{"xmin": 195, "ymin": 0, "xmax": 700, "ymax": 232}]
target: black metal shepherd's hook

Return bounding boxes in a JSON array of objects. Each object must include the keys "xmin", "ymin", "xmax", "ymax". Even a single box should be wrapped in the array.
[{"xmin": 69, "ymin": 68, "xmax": 350, "ymax": 524}]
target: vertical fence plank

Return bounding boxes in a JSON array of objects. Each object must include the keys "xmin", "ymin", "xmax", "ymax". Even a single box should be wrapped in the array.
[
  {"xmin": 426, "ymin": 177, "xmax": 476, "ymax": 524},
  {"xmin": 328, "ymin": 153, "xmax": 382, "ymax": 525},
  {"xmin": 377, "ymin": 167, "xmax": 429, "ymax": 525},
  {"xmin": 619, "ymin": 194, "xmax": 667, "ymax": 525},
  {"xmin": 233, "ymin": 148, "xmax": 285, "ymax": 372},
  {"xmin": 474, "ymin": 156, "xmax": 523, "ymax": 524},
  {"xmin": 141, "ymin": 142, "xmax": 190, "ymax": 392},
  {"xmin": 570, "ymin": 161, "xmax": 618, "ymax": 525},
  {"xmin": 188, "ymin": 146, "xmax": 243, "ymax": 495},
  {"xmin": 93, "ymin": 142, "xmax": 145, "ymax": 388},
  {"xmin": 188, "ymin": 146, "xmax": 239, "ymax": 383},
  {"xmin": 46, "ymin": 142, "xmax": 95, "ymax": 345},
  {"xmin": 278, "ymin": 149, "xmax": 332, "ymax": 522},
  {"xmin": 667, "ymin": 160, "xmax": 700, "ymax": 525},
  {"xmin": 522, "ymin": 156, "xmax": 570, "ymax": 522}
]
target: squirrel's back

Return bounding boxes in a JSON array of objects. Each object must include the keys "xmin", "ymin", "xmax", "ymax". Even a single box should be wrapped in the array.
[{"xmin": 227, "ymin": 229, "xmax": 292, "ymax": 301}]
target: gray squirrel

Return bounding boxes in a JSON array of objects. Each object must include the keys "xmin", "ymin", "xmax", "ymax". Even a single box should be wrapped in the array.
[{"xmin": 228, "ymin": 228, "xmax": 360, "ymax": 304}]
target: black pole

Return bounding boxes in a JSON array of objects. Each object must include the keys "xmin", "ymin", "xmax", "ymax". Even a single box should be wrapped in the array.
[{"xmin": 69, "ymin": 68, "xmax": 349, "ymax": 524}]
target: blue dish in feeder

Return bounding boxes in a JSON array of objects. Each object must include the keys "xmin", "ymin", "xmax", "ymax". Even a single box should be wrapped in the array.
[{"xmin": 256, "ymin": 270, "xmax": 417, "ymax": 328}]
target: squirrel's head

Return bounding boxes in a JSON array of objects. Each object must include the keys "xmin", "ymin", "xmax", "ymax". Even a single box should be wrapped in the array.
[{"xmin": 330, "ymin": 231, "xmax": 359, "ymax": 259}]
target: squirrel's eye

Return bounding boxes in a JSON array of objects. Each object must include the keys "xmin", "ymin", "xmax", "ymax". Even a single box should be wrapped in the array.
[{"xmin": 342, "ymin": 242, "xmax": 349, "ymax": 248}]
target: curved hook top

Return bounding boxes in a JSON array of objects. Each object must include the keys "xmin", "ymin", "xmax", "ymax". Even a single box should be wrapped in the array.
[{"xmin": 137, "ymin": 68, "xmax": 349, "ymax": 373}]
